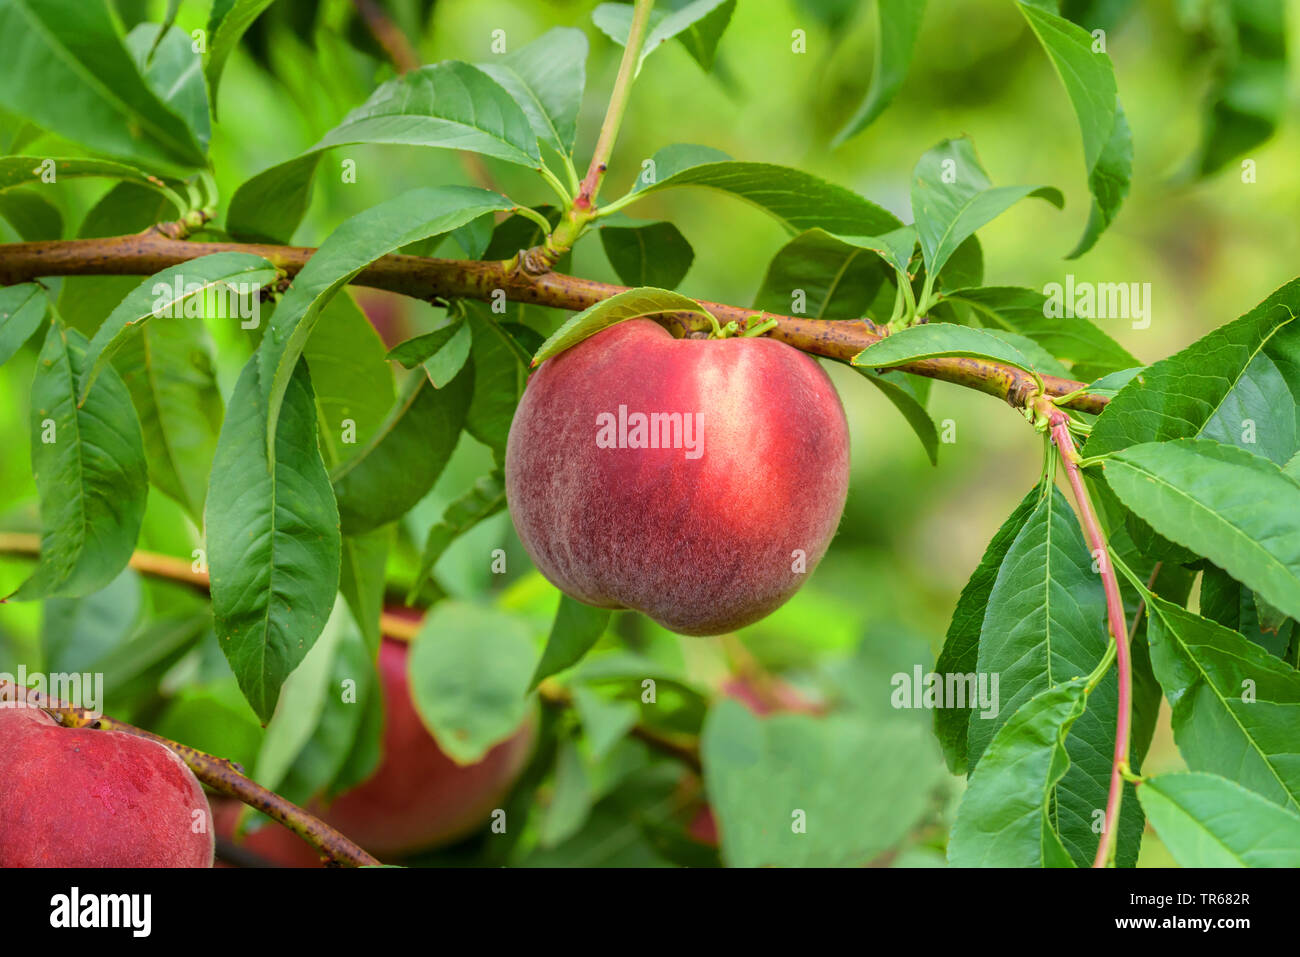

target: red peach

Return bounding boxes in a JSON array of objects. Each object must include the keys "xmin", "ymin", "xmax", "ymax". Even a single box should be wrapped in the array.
[
  {"xmin": 505, "ymin": 319, "xmax": 850, "ymax": 635},
  {"xmin": 0, "ymin": 707, "xmax": 213, "ymax": 867}
]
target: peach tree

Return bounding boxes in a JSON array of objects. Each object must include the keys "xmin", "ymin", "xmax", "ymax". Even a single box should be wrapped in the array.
[{"xmin": 0, "ymin": 0, "xmax": 1296, "ymax": 869}]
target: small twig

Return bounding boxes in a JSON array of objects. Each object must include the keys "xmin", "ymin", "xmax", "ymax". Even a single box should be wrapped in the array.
[
  {"xmin": 1042, "ymin": 405, "xmax": 1131, "ymax": 869},
  {"xmin": 0, "ymin": 680, "xmax": 379, "ymax": 867},
  {"xmin": 351, "ymin": 0, "xmax": 420, "ymax": 73},
  {"xmin": 1128, "ymin": 561, "xmax": 1163, "ymax": 642}
]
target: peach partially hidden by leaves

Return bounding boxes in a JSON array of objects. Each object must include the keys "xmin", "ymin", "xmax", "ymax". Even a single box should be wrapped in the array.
[{"xmin": 506, "ymin": 319, "xmax": 850, "ymax": 635}]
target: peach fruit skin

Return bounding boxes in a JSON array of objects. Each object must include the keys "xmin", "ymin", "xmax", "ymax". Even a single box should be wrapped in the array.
[
  {"xmin": 505, "ymin": 319, "xmax": 851, "ymax": 635},
  {"xmin": 320, "ymin": 637, "xmax": 535, "ymax": 858},
  {"xmin": 0, "ymin": 707, "xmax": 214, "ymax": 867}
]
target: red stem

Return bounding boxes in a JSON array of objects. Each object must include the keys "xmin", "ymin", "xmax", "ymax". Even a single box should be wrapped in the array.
[{"xmin": 1047, "ymin": 411, "xmax": 1130, "ymax": 868}]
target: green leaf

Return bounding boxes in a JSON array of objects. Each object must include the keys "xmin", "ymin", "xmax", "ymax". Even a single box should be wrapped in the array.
[
  {"xmin": 227, "ymin": 64, "xmax": 536, "ymax": 242},
  {"xmin": 464, "ymin": 310, "xmax": 541, "ymax": 455},
  {"xmin": 850, "ymin": 322, "xmax": 1040, "ymax": 377},
  {"xmin": 1142, "ymin": 593, "xmax": 1300, "ymax": 812},
  {"xmin": 700, "ymin": 701, "xmax": 944, "ymax": 866},
  {"xmin": 205, "ymin": 0, "xmax": 277, "ymax": 112},
  {"xmin": 408, "ymin": 470, "xmax": 506, "ymax": 604},
  {"xmin": 1105, "ymin": 439, "xmax": 1300, "ymax": 623},
  {"xmin": 828, "ymin": 225, "xmax": 919, "ymax": 279},
  {"xmin": 942, "ymin": 285, "xmax": 1138, "ymax": 379},
  {"xmin": 303, "ymin": 293, "xmax": 397, "ymax": 472},
  {"xmin": 256, "ymin": 186, "xmax": 510, "ymax": 454},
  {"xmin": 532, "ymin": 287, "xmax": 714, "ymax": 365},
  {"xmin": 126, "ymin": 23, "xmax": 210, "ymax": 153},
  {"xmin": 1199, "ymin": 565, "xmax": 1292, "ymax": 659},
  {"xmin": 112, "ymin": 307, "xmax": 225, "ymax": 525},
  {"xmin": 933, "ymin": 483, "xmax": 1044, "ymax": 774},
  {"xmin": 911, "ymin": 137, "xmax": 1063, "ymax": 282},
  {"xmin": 1138, "ymin": 771, "xmax": 1300, "ymax": 867},
  {"xmin": 0, "ymin": 189, "xmax": 62, "ymax": 240},
  {"xmin": 79, "ymin": 252, "xmax": 277, "ymax": 403},
  {"xmin": 206, "ymin": 356, "xmax": 341, "ymax": 723},
  {"xmin": 1191, "ymin": 0, "xmax": 1287, "ymax": 177},
  {"xmin": 477, "ymin": 27, "xmax": 587, "ymax": 155},
  {"xmin": 1019, "ymin": 1, "xmax": 1131, "ymax": 257},
  {"xmin": 41, "ymin": 569, "xmax": 142, "ymax": 673},
  {"xmin": 831, "ymin": 0, "xmax": 927, "ymax": 145},
  {"xmin": 948, "ymin": 678, "xmax": 1086, "ymax": 867},
  {"xmin": 0, "ymin": 282, "xmax": 47, "ymax": 367},
  {"xmin": 0, "ymin": 156, "xmax": 184, "ymax": 210},
  {"xmin": 967, "ymin": 484, "xmax": 1133, "ymax": 866},
  {"xmin": 339, "ymin": 526, "xmax": 391, "ymax": 658},
  {"xmin": 331, "ymin": 366, "xmax": 473, "ymax": 535},
  {"xmin": 593, "ymin": 0, "xmax": 737, "ymax": 73},
  {"xmin": 0, "ymin": 0, "xmax": 205, "ymax": 175},
  {"xmin": 386, "ymin": 321, "xmax": 473, "ymax": 388},
  {"xmin": 851, "ymin": 369, "xmax": 938, "ymax": 465},
  {"xmin": 537, "ymin": 735, "xmax": 595, "ymax": 847},
  {"xmin": 629, "ymin": 144, "xmax": 902, "ymax": 236},
  {"xmin": 752, "ymin": 229, "xmax": 892, "ymax": 319},
  {"xmin": 599, "ymin": 222, "xmax": 694, "ymax": 290},
  {"xmin": 1087, "ymin": 290, "xmax": 1299, "ymax": 463},
  {"xmin": 8, "ymin": 322, "xmax": 148, "ymax": 601},
  {"xmin": 571, "ymin": 686, "xmax": 640, "ymax": 761},
  {"xmin": 407, "ymin": 601, "xmax": 537, "ymax": 764},
  {"xmin": 530, "ymin": 596, "xmax": 612, "ymax": 689}
]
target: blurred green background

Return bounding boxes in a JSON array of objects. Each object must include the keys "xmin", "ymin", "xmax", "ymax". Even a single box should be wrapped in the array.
[{"xmin": 2, "ymin": 0, "xmax": 1297, "ymax": 866}]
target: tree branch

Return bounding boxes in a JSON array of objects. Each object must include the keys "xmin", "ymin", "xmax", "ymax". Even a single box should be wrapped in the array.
[
  {"xmin": 0, "ymin": 232, "xmax": 1109, "ymax": 414},
  {"xmin": 0, "ymin": 679, "xmax": 380, "ymax": 867}
]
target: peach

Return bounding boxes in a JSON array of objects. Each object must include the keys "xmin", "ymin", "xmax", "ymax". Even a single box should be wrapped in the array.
[
  {"xmin": 0, "ymin": 707, "xmax": 213, "ymax": 867},
  {"xmin": 506, "ymin": 319, "xmax": 850, "ymax": 635}
]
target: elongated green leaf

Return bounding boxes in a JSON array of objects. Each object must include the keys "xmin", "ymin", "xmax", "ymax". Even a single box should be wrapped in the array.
[
  {"xmin": 0, "ymin": 0, "xmax": 205, "ymax": 175},
  {"xmin": 934, "ymin": 483, "xmax": 1044, "ymax": 774},
  {"xmin": 1142, "ymin": 593, "xmax": 1300, "ymax": 812},
  {"xmin": 1087, "ymin": 288, "xmax": 1299, "ymax": 462},
  {"xmin": 1191, "ymin": 0, "xmax": 1287, "ymax": 177},
  {"xmin": 478, "ymin": 27, "xmax": 587, "ymax": 155},
  {"xmin": 832, "ymin": 0, "xmax": 927, "ymax": 144},
  {"xmin": 942, "ymin": 285, "xmax": 1138, "ymax": 380},
  {"xmin": 1139, "ymin": 771, "xmax": 1300, "ymax": 867},
  {"xmin": 228, "ymin": 64, "xmax": 535, "ymax": 242},
  {"xmin": 408, "ymin": 470, "xmax": 506, "ymax": 603},
  {"xmin": 257, "ymin": 186, "xmax": 510, "ymax": 454},
  {"xmin": 0, "ymin": 156, "xmax": 185, "ymax": 210},
  {"xmin": 1199, "ymin": 565, "xmax": 1292, "ymax": 659},
  {"xmin": 594, "ymin": 0, "xmax": 736, "ymax": 73},
  {"xmin": 79, "ymin": 252, "xmax": 277, "ymax": 402},
  {"xmin": 968, "ymin": 484, "xmax": 1134, "ymax": 865},
  {"xmin": 339, "ymin": 526, "xmax": 391, "ymax": 658},
  {"xmin": 912, "ymin": 137, "xmax": 1063, "ymax": 281},
  {"xmin": 851, "ymin": 322, "xmax": 1039, "ymax": 377},
  {"xmin": 303, "ymin": 293, "xmax": 396, "ymax": 472},
  {"xmin": 530, "ymin": 596, "xmax": 612, "ymax": 689},
  {"xmin": 8, "ymin": 323, "xmax": 147, "ymax": 601},
  {"xmin": 852, "ymin": 369, "xmax": 938, "ymax": 465},
  {"xmin": 0, "ymin": 282, "xmax": 47, "ymax": 367},
  {"xmin": 629, "ymin": 144, "xmax": 902, "ymax": 236},
  {"xmin": 532, "ymin": 287, "xmax": 714, "ymax": 364},
  {"xmin": 828, "ymin": 226, "xmax": 918, "ymax": 279},
  {"xmin": 386, "ymin": 320, "xmax": 473, "ymax": 388},
  {"xmin": 465, "ymin": 310, "xmax": 541, "ymax": 455},
  {"xmin": 331, "ymin": 366, "xmax": 473, "ymax": 535},
  {"xmin": 1019, "ymin": 2, "xmax": 1131, "ymax": 257},
  {"xmin": 599, "ymin": 222, "xmax": 694, "ymax": 290},
  {"xmin": 206, "ymin": 356, "xmax": 341, "ymax": 723},
  {"xmin": 1106, "ymin": 439, "xmax": 1300, "ymax": 622},
  {"xmin": 113, "ymin": 310, "xmax": 224, "ymax": 525},
  {"xmin": 205, "ymin": 0, "xmax": 277, "ymax": 111},
  {"xmin": 948, "ymin": 678, "xmax": 1086, "ymax": 867},
  {"xmin": 752, "ymin": 229, "xmax": 891, "ymax": 319},
  {"xmin": 701, "ymin": 700, "xmax": 944, "ymax": 867},
  {"xmin": 408, "ymin": 601, "xmax": 537, "ymax": 764},
  {"xmin": 127, "ymin": 23, "xmax": 210, "ymax": 153}
]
